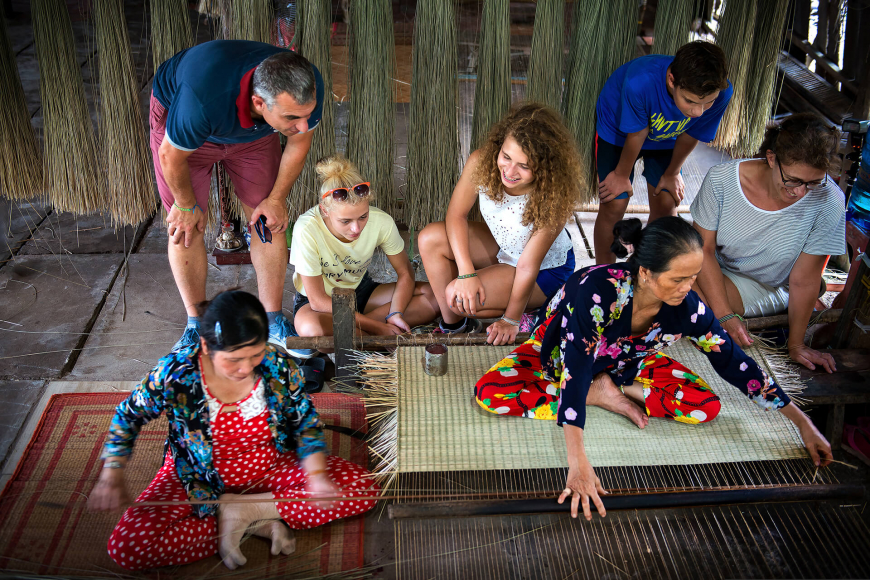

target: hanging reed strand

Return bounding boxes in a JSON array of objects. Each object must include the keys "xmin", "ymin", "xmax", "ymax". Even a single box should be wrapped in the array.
[
  {"xmin": 96, "ymin": 0, "xmax": 157, "ymax": 226},
  {"xmin": 288, "ymin": 0, "xmax": 337, "ymax": 220},
  {"xmin": 711, "ymin": 0, "xmax": 756, "ymax": 151},
  {"xmin": 347, "ymin": 0, "xmax": 397, "ymax": 216},
  {"xmin": 470, "ymin": 0, "xmax": 511, "ymax": 150},
  {"xmin": 0, "ymin": 11, "xmax": 41, "ymax": 201},
  {"xmin": 526, "ymin": 0, "xmax": 565, "ymax": 111},
  {"xmin": 210, "ymin": 0, "xmax": 274, "ymax": 43},
  {"xmin": 652, "ymin": 0, "xmax": 697, "ymax": 57},
  {"xmin": 32, "ymin": 0, "xmax": 105, "ymax": 214},
  {"xmin": 150, "ymin": 0, "xmax": 192, "ymax": 70},
  {"xmin": 405, "ymin": 0, "xmax": 460, "ymax": 230},
  {"xmin": 562, "ymin": 0, "xmax": 637, "ymax": 203}
]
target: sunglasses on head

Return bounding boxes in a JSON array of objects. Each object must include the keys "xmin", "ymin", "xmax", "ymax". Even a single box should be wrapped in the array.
[{"xmin": 322, "ymin": 182, "xmax": 371, "ymax": 202}]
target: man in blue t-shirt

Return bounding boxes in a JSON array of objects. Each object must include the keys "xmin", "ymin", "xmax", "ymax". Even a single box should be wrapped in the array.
[
  {"xmin": 593, "ymin": 41, "xmax": 732, "ymax": 263},
  {"xmin": 149, "ymin": 40, "xmax": 323, "ymax": 358}
]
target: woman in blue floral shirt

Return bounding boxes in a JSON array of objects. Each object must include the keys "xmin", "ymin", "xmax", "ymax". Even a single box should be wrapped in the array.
[
  {"xmin": 88, "ymin": 291, "xmax": 377, "ymax": 570},
  {"xmin": 476, "ymin": 217, "xmax": 831, "ymax": 521}
]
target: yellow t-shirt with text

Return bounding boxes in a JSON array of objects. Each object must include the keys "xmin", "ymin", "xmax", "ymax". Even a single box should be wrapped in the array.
[{"xmin": 290, "ymin": 205, "xmax": 405, "ymax": 296}]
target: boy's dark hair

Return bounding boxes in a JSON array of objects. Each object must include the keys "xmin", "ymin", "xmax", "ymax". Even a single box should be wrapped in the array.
[
  {"xmin": 758, "ymin": 112, "xmax": 840, "ymax": 172},
  {"xmin": 669, "ymin": 41, "xmax": 729, "ymax": 97}
]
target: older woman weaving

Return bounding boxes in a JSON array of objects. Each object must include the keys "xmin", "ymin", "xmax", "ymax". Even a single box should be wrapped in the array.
[
  {"xmin": 88, "ymin": 290, "xmax": 377, "ymax": 570},
  {"xmin": 475, "ymin": 217, "xmax": 831, "ymax": 520}
]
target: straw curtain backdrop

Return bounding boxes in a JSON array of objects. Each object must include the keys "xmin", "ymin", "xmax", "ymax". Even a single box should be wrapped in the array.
[
  {"xmin": 288, "ymin": 0, "xmax": 337, "ymax": 220},
  {"xmin": 0, "ymin": 10, "xmax": 41, "ymax": 201},
  {"xmin": 470, "ymin": 0, "xmax": 511, "ymax": 151},
  {"xmin": 711, "ymin": 0, "xmax": 756, "ymax": 151},
  {"xmin": 150, "ymin": 0, "xmax": 193, "ymax": 71},
  {"xmin": 526, "ymin": 0, "xmax": 565, "ymax": 111},
  {"xmin": 347, "ymin": 0, "xmax": 397, "ymax": 216},
  {"xmin": 405, "ymin": 0, "xmax": 460, "ymax": 230},
  {"xmin": 652, "ymin": 0, "xmax": 697, "ymax": 57},
  {"xmin": 31, "ymin": 0, "xmax": 105, "ymax": 215}
]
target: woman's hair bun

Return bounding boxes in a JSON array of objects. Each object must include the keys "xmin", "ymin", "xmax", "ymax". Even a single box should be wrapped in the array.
[
  {"xmin": 315, "ymin": 155, "xmax": 353, "ymax": 181},
  {"xmin": 610, "ymin": 218, "xmax": 643, "ymax": 259}
]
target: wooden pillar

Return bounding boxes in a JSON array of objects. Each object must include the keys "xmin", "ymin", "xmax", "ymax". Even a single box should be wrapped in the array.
[
  {"xmin": 331, "ymin": 288, "xmax": 357, "ymax": 381},
  {"xmin": 832, "ymin": 253, "xmax": 870, "ymax": 349},
  {"xmin": 826, "ymin": 403, "xmax": 846, "ymax": 450}
]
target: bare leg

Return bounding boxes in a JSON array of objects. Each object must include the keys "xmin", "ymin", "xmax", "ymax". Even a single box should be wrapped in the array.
[
  {"xmin": 242, "ymin": 203, "xmax": 288, "ymax": 313},
  {"xmin": 691, "ymin": 274, "xmax": 746, "ymax": 317},
  {"xmin": 585, "ymin": 373, "xmax": 649, "ymax": 429},
  {"xmin": 167, "ymin": 228, "xmax": 208, "ymax": 317},
  {"xmin": 442, "ymin": 263, "xmax": 549, "ymax": 319},
  {"xmin": 647, "ymin": 183, "xmax": 677, "ymax": 222},
  {"xmin": 218, "ymin": 492, "xmax": 282, "ymax": 570},
  {"xmin": 250, "ymin": 521, "xmax": 296, "ymax": 556},
  {"xmin": 593, "ymin": 197, "xmax": 630, "ymax": 265},
  {"xmin": 364, "ymin": 282, "xmax": 440, "ymax": 326}
]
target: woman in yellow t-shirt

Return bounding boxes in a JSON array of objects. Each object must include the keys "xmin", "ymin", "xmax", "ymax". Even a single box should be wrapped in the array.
[{"xmin": 289, "ymin": 156, "xmax": 438, "ymax": 347}]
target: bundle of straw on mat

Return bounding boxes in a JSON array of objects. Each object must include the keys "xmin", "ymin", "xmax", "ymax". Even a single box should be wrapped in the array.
[
  {"xmin": 470, "ymin": 0, "xmax": 511, "ymax": 151},
  {"xmin": 150, "ymin": 0, "xmax": 193, "ymax": 71},
  {"xmin": 652, "ymin": 0, "xmax": 697, "ymax": 57},
  {"xmin": 96, "ymin": 0, "xmax": 157, "ymax": 227},
  {"xmin": 405, "ymin": 0, "xmax": 460, "ymax": 231},
  {"xmin": 711, "ymin": 0, "xmax": 756, "ymax": 152},
  {"xmin": 347, "ymin": 0, "xmax": 397, "ymax": 216},
  {"xmin": 0, "ymin": 11, "xmax": 41, "ymax": 201},
  {"xmin": 287, "ymin": 0, "xmax": 336, "ymax": 221},
  {"xmin": 526, "ymin": 0, "xmax": 565, "ymax": 112},
  {"xmin": 31, "ymin": 0, "xmax": 105, "ymax": 214},
  {"xmin": 562, "ymin": 0, "xmax": 637, "ymax": 203}
]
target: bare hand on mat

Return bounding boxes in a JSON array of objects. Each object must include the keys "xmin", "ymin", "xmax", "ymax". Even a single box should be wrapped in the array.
[
  {"xmin": 87, "ymin": 468, "xmax": 131, "ymax": 511},
  {"xmin": 167, "ymin": 203, "xmax": 206, "ymax": 248},
  {"xmin": 250, "ymin": 196, "xmax": 289, "ymax": 234},
  {"xmin": 448, "ymin": 276, "xmax": 485, "ymax": 316},
  {"xmin": 387, "ymin": 314, "xmax": 411, "ymax": 334},
  {"xmin": 788, "ymin": 343, "xmax": 836, "ymax": 373},
  {"xmin": 559, "ymin": 462, "xmax": 608, "ymax": 520},
  {"xmin": 598, "ymin": 171, "xmax": 633, "ymax": 204},
  {"xmin": 653, "ymin": 173, "xmax": 685, "ymax": 205},
  {"xmin": 722, "ymin": 317, "xmax": 753, "ymax": 347},
  {"xmin": 305, "ymin": 472, "xmax": 340, "ymax": 510},
  {"xmin": 780, "ymin": 403, "xmax": 832, "ymax": 467},
  {"xmin": 486, "ymin": 318, "xmax": 518, "ymax": 345}
]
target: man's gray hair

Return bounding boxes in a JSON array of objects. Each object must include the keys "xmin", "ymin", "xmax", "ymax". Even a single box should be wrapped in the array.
[{"xmin": 252, "ymin": 52, "xmax": 316, "ymax": 109}]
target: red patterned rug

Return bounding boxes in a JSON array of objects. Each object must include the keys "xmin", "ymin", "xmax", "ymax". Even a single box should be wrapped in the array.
[{"xmin": 0, "ymin": 392, "xmax": 369, "ymax": 578}]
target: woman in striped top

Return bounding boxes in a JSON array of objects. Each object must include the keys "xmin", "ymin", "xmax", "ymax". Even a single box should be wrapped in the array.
[{"xmin": 690, "ymin": 113, "xmax": 845, "ymax": 372}]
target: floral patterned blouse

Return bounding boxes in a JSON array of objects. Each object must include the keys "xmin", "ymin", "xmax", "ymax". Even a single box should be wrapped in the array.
[
  {"xmin": 101, "ymin": 344, "xmax": 326, "ymax": 517},
  {"xmin": 539, "ymin": 264, "xmax": 790, "ymax": 430}
]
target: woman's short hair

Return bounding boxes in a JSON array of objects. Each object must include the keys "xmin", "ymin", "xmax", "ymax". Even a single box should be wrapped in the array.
[
  {"xmin": 315, "ymin": 155, "xmax": 373, "ymax": 210},
  {"xmin": 611, "ymin": 217, "xmax": 703, "ymax": 274},
  {"xmin": 758, "ymin": 113, "xmax": 840, "ymax": 172},
  {"xmin": 197, "ymin": 290, "xmax": 269, "ymax": 352}
]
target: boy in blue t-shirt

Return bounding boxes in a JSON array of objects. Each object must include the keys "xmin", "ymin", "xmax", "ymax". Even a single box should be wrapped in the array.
[{"xmin": 593, "ymin": 41, "xmax": 732, "ymax": 263}]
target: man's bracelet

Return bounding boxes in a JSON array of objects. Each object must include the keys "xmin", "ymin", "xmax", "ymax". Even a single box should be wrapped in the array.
[
  {"xmin": 457, "ymin": 273, "xmax": 477, "ymax": 280},
  {"xmin": 718, "ymin": 313, "xmax": 744, "ymax": 325},
  {"xmin": 385, "ymin": 311, "xmax": 403, "ymax": 322},
  {"xmin": 173, "ymin": 201, "xmax": 201, "ymax": 213},
  {"xmin": 500, "ymin": 315, "xmax": 521, "ymax": 326}
]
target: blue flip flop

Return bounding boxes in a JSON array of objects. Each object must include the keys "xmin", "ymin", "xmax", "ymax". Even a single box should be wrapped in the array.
[{"xmin": 300, "ymin": 357, "xmax": 326, "ymax": 393}]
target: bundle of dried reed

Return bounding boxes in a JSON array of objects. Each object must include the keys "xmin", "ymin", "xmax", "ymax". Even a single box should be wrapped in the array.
[
  {"xmin": 347, "ymin": 0, "xmax": 397, "ymax": 216},
  {"xmin": 32, "ymin": 0, "xmax": 105, "ymax": 214},
  {"xmin": 652, "ymin": 0, "xmax": 697, "ymax": 57},
  {"xmin": 526, "ymin": 0, "xmax": 565, "ymax": 111},
  {"xmin": 405, "ymin": 0, "xmax": 460, "ymax": 230},
  {"xmin": 96, "ymin": 0, "xmax": 157, "ymax": 226},
  {"xmin": 711, "ymin": 0, "xmax": 756, "ymax": 151},
  {"xmin": 208, "ymin": 0, "xmax": 274, "ymax": 43},
  {"xmin": 0, "ymin": 11, "xmax": 41, "ymax": 201},
  {"xmin": 287, "ymin": 0, "xmax": 337, "ymax": 220},
  {"xmin": 150, "ymin": 0, "xmax": 193, "ymax": 70},
  {"xmin": 470, "ymin": 0, "xmax": 511, "ymax": 151}
]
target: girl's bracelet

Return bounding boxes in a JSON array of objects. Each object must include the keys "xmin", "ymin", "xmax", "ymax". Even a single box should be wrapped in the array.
[
  {"xmin": 500, "ymin": 315, "xmax": 521, "ymax": 327},
  {"xmin": 385, "ymin": 311, "xmax": 403, "ymax": 322},
  {"xmin": 718, "ymin": 313, "xmax": 744, "ymax": 325},
  {"xmin": 457, "ymin": 273, "xmax": 477, "ymax": 280}
]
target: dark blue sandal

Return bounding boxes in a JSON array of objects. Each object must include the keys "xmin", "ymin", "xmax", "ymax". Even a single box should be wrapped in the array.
[{"xmin": 301, "ymin": 357, "xmax": 326, "ymax": 393}]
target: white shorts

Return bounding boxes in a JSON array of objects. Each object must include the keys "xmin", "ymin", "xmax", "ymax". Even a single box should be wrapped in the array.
[{"xmin": 721, "ymin": 269, "xmax": 789, "ymax": 318}]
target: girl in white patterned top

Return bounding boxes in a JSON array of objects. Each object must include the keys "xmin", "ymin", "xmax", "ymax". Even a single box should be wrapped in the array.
[{"xmin": 419, "ymin": 103, "xmax": 583, "ymax": 345}]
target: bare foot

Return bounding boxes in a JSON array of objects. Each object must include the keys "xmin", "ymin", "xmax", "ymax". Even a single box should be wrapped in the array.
[
  {"xmin": 217, "ymin": 493, "xmax": 280, "ymax": 570},
  {"xmin": 586, "ymin": 373, "xmax": 649, "ymax": 429},
  {"xmin": 251, "ymin": 520, "xmax": 296, "ymax": 556}
]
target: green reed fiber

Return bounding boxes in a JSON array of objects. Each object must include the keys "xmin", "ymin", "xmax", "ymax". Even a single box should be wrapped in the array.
[
  {"xmin": 288, "ymin": 0, "xmax": 337, "ymax": 220},
  {"xmin": 347, "ymin": 0, "xmax": 397, "ymax": 216},
  {"xmin": 652, "ymin": 0, "xmax": 697, "ymax": 56},
  {"xmin": 562, "ymin": 0, "xmax": 637, "ymax": 203},
  {"xmin": 96, "ymin": 0, "xmax": 157, "ymax": 227},
  {"xmin": 32, "ymin": 0, "xmax": 105, "ymax": 214},
  {"xmin": 711, "ymin": 0, "xmax": 756, "ymax": 151},
  {"xmin": 406, "ymin": 0, "xmax": 460, "ymax": 230},
  {"xmin": 527, "ymin": 0, "xmax": 565, "ymax": 111},
  {"xmin": 471, "ymin": 0, "xmax": 511, "ymax": 151},
  {"xmin": 209, "ymin": 0, "xmax": 274, "ymax": 43},
  {"xmin": 0, "ymin": 11, "xmax": 41, "ymax": 201},
  {"xmin": 150, "ymin": 0, "xmax": 192, "ymax": 71}
]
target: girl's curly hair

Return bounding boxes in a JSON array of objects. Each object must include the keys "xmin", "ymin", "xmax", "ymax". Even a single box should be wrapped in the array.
[{"xmin": 472, "ymin": 102, "xmax": 584, "ymax": 233}]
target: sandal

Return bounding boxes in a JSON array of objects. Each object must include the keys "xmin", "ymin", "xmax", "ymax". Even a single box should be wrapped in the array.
[{"xmin": 300, "ymin": 357, "xmax": 326, "ymax": 393}]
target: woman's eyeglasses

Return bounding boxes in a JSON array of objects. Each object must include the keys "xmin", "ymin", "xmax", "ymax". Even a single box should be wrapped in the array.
[
  {"xmin": 322, "ymin": 182, "xmax": 371, "ymax": 202},
  {"xmin": 777, "ymin": 160, "xmax": 827, "ymax": 191}
]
